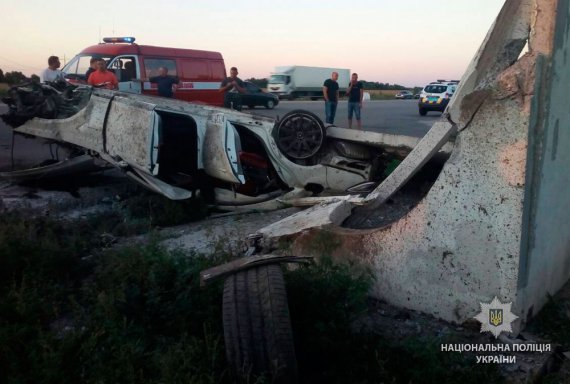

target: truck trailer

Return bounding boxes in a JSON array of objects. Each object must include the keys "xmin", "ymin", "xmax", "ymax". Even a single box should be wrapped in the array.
[{"xmin": 267, "ymin": 66, "xmax": 350, "ymax": 100}]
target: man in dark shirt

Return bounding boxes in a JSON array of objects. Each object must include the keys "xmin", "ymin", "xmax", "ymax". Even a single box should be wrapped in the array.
[
  {"xmin": 323, "ymin": 72, "xmax": 339, "ymax": 125},
  {"xmin": 85, "ymin": 57, "xmax": 98, "ymax": 83},
  {"xmin": 149, "ymin": 67, "xmax": 179, "ymax": 98},
  {"xmin": 346, "ymin": 73, "xmax": 364, "ymax": 129},
  {"xmin": 219, "ymin": 67, "xmax": 246, "ymax": 111}
]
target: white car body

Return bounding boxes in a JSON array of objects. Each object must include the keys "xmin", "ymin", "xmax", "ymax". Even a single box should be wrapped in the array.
[{"xmin": 2, "ymin": 84, "xmax": 414, "ymax": 207}]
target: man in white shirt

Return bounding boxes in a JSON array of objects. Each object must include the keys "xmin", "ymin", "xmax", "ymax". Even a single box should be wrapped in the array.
[{"xmin": 41, "ymin": 56, "xmax": 65, "ymax": 82}]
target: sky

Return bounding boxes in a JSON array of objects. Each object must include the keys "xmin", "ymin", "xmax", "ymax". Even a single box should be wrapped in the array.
[{"xmin": 0, "ymin": 0, "xmax": 506, "ymax": 87}]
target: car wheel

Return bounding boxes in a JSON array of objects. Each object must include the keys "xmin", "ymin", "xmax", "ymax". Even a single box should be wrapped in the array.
[
  {"xmin": 275, "ymin": 109, "xmax": 325, "ymax": 160},
  {"xmin": 419, "ymin": 108, "xmax": 427, "ymax": 116},
  {"xmin": 248, "ymin": 104, "xmax": 255, "ymax": 109},
  {"xmin": 223, "ymin": 264, "xmax": 298, "ymax": 384},
  {"xmin": 265, "ymin": 100, "xmax": 275, "ymax": 109}
]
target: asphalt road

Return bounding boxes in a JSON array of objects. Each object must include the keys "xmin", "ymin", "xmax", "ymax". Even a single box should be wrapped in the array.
[
  {"xmin": 245, "ymin": 99, "xmax": 443, "ymax": 137},
  {"xmin": 0, "ymin": 99, "xmax": 444, "ymax": 170}
]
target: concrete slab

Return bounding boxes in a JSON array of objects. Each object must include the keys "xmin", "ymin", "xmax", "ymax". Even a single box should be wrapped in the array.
[
  {"xmin": 362, "ymin": 120, "xmax": 456, "ymax": 210},
  {"xmin": 257, "ymin": 200, "xmax": 352, "ymax": 239}
]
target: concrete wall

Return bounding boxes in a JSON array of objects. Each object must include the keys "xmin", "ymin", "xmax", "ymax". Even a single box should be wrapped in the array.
[
  {"xmin": 284, "ymin": 0, "xmax": 570, "ymax": 328},
  {"xmin": 292, "ymin": 95, "xmax": 528, "ymax": 324},
  {"xmin": 517, "ymin": 0, "xmax": 570, "ymax": 325}
]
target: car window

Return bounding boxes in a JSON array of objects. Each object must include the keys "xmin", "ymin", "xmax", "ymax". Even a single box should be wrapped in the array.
[
  {"xmin": 210, "ymin": 61, "xmax": 226, "ymax": 81},
  {"xmin": 144, "ymin": 58, "xmax": 177, "ymax": 78},
  {"xmin": 108, "ymin": 57, "xmax": 137, "ymax": 82},
  {"xmin": 63, "ymin": 55, "xmax": 113, "ymax": 77},
  {"xmin": 180, "ymin": 59, "xmax": 210, "ymax": 80},
  {"xmin": 269, "ymin": 75, "xmax": 288, "ymax": 84},
  {"xmin": 246, "ymin": 83, "xmax": 260, "ymax": 92},
  {"xmin": 424, "ymin": 85, "xmax": 447, "ymax": 93}
]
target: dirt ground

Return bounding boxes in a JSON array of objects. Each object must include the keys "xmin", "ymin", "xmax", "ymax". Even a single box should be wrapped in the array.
[{"xmin": 1, "ymin": 172, "xmax": 569, "ymax": 382}]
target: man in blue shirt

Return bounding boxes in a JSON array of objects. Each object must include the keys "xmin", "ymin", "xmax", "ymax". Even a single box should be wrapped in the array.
[{"xmin": 149, "ymin": 67, "xmax": 179, "ymax": 98}]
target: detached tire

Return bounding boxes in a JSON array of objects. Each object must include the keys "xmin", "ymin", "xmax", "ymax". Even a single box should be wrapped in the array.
[{"xmin": 223, "ymin": 264, "xmax": 298, "ymax": 383}]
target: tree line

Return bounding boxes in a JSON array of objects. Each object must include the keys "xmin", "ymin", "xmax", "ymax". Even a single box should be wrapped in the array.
[
  {"xmin": 246, "ymin": 77, "xmax": 411, "ymax": 90},
  {"xmin": 0, "ymin": 69, "xmax": 415, "ymax": 91},
  {"xmin": 0, "ymin": 69, "xmax": 29, "ymax": 85}
]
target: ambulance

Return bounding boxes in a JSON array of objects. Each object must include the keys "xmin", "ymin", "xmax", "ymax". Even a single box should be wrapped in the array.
[{"xmin": 62, "ymin": 37, "xmax": 226, "ymax": 106}]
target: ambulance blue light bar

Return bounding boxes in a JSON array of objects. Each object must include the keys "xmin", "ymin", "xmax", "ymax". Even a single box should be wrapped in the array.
[{"xmin": 102, "ymin": 37, "xmax": 136, "ymax": 44}]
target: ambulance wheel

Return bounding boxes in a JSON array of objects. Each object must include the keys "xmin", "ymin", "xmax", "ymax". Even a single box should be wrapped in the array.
[
  {"xmin": 223, "ymin": 264, "xmax": 298, "ymax": 383},
  {"xmin": 275, "ymin": 109, "xmax": 325, "ymax": 160}
]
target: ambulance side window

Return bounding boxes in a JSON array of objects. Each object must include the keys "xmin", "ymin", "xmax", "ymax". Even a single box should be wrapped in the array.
[
  {"xmin": 180, "ymin": 59, "xmax": 209, "ymax": 80},
  {"xmin": 210, "ymin": 61, "xmax": 226, "ymax": 81},
  {"xmin": 109, "ymin": 57, "xmax": 138, "ymax": 82},
  {"xmin": 144, "ymin": 59, "xmax": 177, "ymax": 78}
]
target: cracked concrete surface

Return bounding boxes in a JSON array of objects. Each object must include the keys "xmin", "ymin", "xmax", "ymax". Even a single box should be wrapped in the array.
[{"xmin": 254, "ymin": 0, "xmax": 570, "ymax": 330}]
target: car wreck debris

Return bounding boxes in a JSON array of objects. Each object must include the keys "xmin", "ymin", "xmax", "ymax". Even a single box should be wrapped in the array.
[{"xmin": 1, "ymin": 81, "xmax": 91, "ymax": 128}]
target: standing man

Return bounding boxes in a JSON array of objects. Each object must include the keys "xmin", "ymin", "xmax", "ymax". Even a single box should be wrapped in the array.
[
  {"xmin": 219, "ymin": 67, "xmax": 246, "ymax": 111},
  {"xmin": 85, "ymin": 57, "xmax": 98, "ymax": 82},
  {"xmin": 87, "ymin": 59, "xmax": 118, "ymax": 90},
  {"xmin": 323, "ymin": 72, "xmax": 339, "ymax": 125},
  {"xmin": 346, "ymin": 73, "xmax": 364, "ymax": 129},
  {"xmin": 149, "ymin": 67, "xmax": 179, "ymax": 98},
  {"xmin": 41, "ymin": 56, "xmax": 65, "ymax": 82}
]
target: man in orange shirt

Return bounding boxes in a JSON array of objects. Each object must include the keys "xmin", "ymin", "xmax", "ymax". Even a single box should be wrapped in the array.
[{"xmin": 87, "ymin": 59, "xmax": 118, "ymax": 90}]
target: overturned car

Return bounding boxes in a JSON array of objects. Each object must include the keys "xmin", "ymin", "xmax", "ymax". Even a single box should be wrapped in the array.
[{"xmin": 1, "ymin": 82, "xmax": 432, "ymax": 208}]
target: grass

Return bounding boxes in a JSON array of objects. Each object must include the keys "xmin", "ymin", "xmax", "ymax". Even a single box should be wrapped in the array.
[
  {"xmin": 0, "ymin": 213, "xmax": 229, "ymax": 384},
  {"xmin": 0, "ymin": 213, "xmax": 506, "ymax": 383},
  {"xmin": 285, "ymin": 257, "xmax": 504, "ymax": 384},
  {"xmin": 367, "ymin": 89, "xmax": 411, "ymax": 101}
]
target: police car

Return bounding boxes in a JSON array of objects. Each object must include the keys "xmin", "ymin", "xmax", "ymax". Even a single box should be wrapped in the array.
[{"xmin": 418, "ymin": 80, "xmax": 459, "ymax": 116}]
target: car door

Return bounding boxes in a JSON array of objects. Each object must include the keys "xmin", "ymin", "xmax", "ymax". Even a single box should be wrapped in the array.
[
  {"xmin": 104, "ymin": 95, "xmax": 155, "ymax": 170},
  {"xmin": 203, "ymin": 113, "xmax": 245, "ymax": 184},
  {"xmin": 109, "ymin": 56, "xmax": 142, "ymax": 94},
  {"xmin": 243, "ymin": 82, "xmax": 261, "ymax": 106}
]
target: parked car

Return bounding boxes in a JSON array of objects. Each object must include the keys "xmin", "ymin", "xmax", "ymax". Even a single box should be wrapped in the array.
[
  {"xmin": 242, "ymin": 82, "xmax": 279, "ymax": 109},
  {"xmin": 418, "ymin": 80, "xmax": 459, "ymax": 115},
  {"xmin": 413, "ymin": 93, "xmax": 421, "ymax": 99},
  {"xmin": 395, "ymin": 90, "xmax": 414, "ymax": 99}
]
